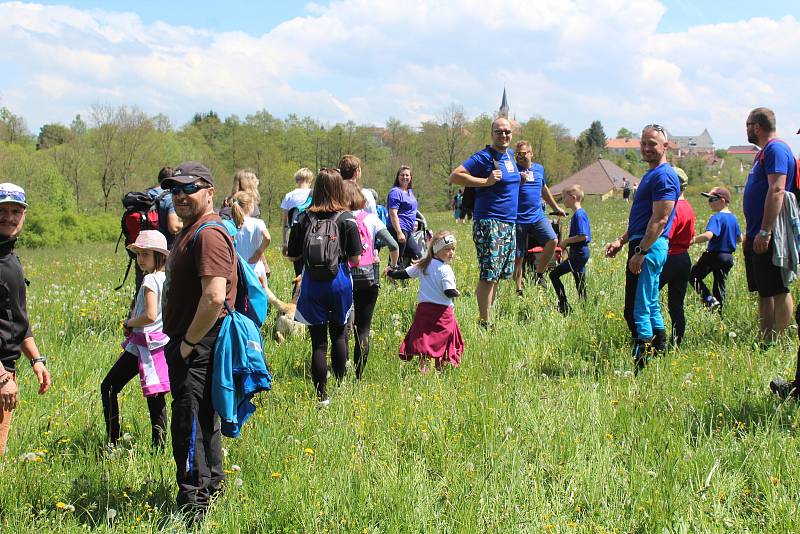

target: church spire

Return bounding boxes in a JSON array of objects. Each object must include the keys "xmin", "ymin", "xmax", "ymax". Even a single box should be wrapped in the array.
[{"xmin": 498, "ymin": 88, "xmax": 509, "ymax": 119}]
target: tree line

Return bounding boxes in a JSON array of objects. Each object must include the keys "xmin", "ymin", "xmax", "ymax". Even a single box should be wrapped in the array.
[{"xmin": 0, "ymin": 102, "xmax": 747, "ymax": 231}]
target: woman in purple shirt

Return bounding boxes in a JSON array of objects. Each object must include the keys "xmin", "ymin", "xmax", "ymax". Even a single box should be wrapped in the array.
[{"xmin": 387, "ymin": 165, "xmax": 422, "ymax": 262}]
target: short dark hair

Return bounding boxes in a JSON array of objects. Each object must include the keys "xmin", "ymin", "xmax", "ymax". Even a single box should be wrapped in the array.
[
  {"xmin": 158, "ymin": 166, "xmax": 173, "ymax": 183},
  {"xmin": 338, "ymin": 155, "xmax": 361, "ymax": 180},
  {"xmin": 750, "ymin": 107, "xmax": 776, "ymax": 133}
]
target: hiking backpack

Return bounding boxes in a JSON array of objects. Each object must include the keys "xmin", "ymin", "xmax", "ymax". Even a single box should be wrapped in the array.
[
  {"xmin": 374, "ymin": 203, "xmax": 391, "ymax": 250},
  {"xmin": 348, "ymin": 211, "xmax": 377, "ymax": 289},
  {"xmin": 756, "ymin": 139, "xmax": 800, "ymax": 192},
  {"xmin": 114, "ymin": 189, "xmax": 170, "ymax": 290},
  {"xmin": 302, "ymin": 212, "xmax": 344, "ymax": 281},
  {"xmin": 287, "ymin": 194, "xmax": 313, "ymax": 231}
]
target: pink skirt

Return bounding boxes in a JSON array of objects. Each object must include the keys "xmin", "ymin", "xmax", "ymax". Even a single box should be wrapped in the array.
[{"xmin": 399, "ymin": 302, "xmax": 464, "ymax": 366}]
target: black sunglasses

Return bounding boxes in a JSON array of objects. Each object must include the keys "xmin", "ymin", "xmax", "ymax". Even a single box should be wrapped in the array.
[
  {"xmin": 493, "ymin": 129, "xmax": 512, "ymax": 136},
  {"xmin": 170, "ymin": 183, "xmax": 210, "ymax": 196},
  {"xmin": 707, "ymin": 195, "xmax": 721, "ymax": 203}
]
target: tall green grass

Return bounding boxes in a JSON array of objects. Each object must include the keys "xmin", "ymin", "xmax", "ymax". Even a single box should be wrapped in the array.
[{"xmin": 2, "ymin": 196, "xmax": 799, "ymax": 532}]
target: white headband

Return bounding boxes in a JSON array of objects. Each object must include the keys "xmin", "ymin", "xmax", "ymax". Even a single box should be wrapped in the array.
[{"xmin": 432, "ymin": 234, "xmax": 456, "ymax": 254}]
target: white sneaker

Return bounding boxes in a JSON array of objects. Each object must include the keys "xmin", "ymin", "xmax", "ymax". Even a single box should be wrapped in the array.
[{"xmin": 316, "ymin": 398, "xmax": 331, "ymax": 409}]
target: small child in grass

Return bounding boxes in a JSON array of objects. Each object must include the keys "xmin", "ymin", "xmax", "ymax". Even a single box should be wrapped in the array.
[
  {"xmin": 549, "ymin": 184, "xmax": 591, "ymax": 315},
  {"xmin": 387, "ymin": 231, "xmax": 464, "ymax": 373},
  {"xmin": 101, "ymin": 231, "xmax": 170, "ymax": 447}
]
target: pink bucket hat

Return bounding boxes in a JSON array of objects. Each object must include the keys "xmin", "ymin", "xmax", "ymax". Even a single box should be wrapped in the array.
[{"xmin": 127, "ymin": 230, "xmax": 169, "ymax": 256}]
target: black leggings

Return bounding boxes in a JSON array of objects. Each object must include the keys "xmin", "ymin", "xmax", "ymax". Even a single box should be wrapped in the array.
[
  {"xmin": 389, "ymin": 226, "xmax": 422, "ymax": 264},
  {"xmin": 352, "ymin": 285, "xmax": 380, "ymax": 379},
  {"xmin": 100, "ymin": 350, "xmax": 167, "ymax": 446},
  {"xmin": 689, "ymin": 251, "xmax": 734, "ymax": 306},
  {"xmin": 549, "ymin": 258, "xmax": 587, "ymax": 309},
  {"xmin": 308, "ymin": 322, "xmax": 348, "ymax": 400},
  {"xmin": 658, "ymin": 252, "xmax": 691, "ymax": 344}
]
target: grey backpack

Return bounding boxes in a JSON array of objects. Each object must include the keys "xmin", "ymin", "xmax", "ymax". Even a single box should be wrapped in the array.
[{"xmin": 303, "ymin": 212, "xmax": 344, "ymax": 281}]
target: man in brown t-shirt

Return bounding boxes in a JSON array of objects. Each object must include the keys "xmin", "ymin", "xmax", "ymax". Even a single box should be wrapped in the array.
[{"xmin": 161, "ymin": 161, "xmax": 236, "ymax": 524}]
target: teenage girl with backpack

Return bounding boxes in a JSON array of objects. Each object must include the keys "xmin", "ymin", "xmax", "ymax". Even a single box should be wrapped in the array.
[
  {"xmin": 229, "ymin": 191, "xmax": 271, "ymax": 288},
  {"xmin": 387, "ymin": 230, "xmax": 464, "ymax": 373},
  {"xmin": 286, "ymin": 169, "xmax": 362, "ymax": 406},
  {"xmin": 343, "ymin": 182, "xmax": 399, "ymax": 379},
  {"xmin": 101, "ymin": 230, "xmax": 170, "ymax": 447}
]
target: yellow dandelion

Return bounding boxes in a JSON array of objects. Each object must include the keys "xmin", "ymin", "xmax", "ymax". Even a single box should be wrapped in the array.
[
  {"xmin": 56, "ymin": 502, "xmax": 66, "ymax": 510},
  {"xmin": 271, "ymin": 472, "xmax": 281, "ymax": 479},
  {"xmin": 304, "ymin": 447, "xmax": 314, "ymax": 455}
]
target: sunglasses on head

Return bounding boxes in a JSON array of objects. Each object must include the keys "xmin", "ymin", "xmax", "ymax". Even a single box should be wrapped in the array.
[
  {"xmin": 707, "ymin": 195, "xmax": 721, "ymax": 203},
  {"xmin": 644, "ymin": 124, "xmax": 665, "ymax": 133},
  {"xmin": 493, "ymin": 129, "xmax": 512, "ymax": 136},
  {"xmin": 0, "ymin": 189, "xmax": 26, "ymax": 203},
  {"xmin": 170, "ymin": 183, "xmax": 210, "ymax": 196}
]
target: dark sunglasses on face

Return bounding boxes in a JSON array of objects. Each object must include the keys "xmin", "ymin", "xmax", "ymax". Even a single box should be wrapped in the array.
[
  {"xmin": 707, "ymin": 195, "xmax": 721, "ymax": 203},
  {"xmin": 493, "ymin": 129, "xmax": 512, "ymax": 136},
  {"xmin": 170, "ymin": 183, "xmax": 210, "ymax": 196}
]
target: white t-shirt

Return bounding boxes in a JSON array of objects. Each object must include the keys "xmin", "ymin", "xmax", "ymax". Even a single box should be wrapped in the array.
[
  {"xmin": 235, "ymin": 217, "xmax": 268, "ymax": 279},
  {"xmin": 406, "ymin": 258, "xmax": 457, "ymax": 307},
  {"xmin": 280, "ymin": 187, "xmax": 312, "ymax": 212},
  {"xmin": 362, "ymin": 188, "xmax": 377, "ymax": 215},
  {"xmin": 127, "ymin": 271, "xmax": 167, "ymax": 351}
]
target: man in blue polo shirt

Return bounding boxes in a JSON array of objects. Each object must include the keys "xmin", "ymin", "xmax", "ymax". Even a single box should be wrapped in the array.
[
  {"xmin": 449, "ymin": 117, "xmax": 521, "ymax": 326},
  {"xmin": 605, "ymin": 125, "xmax": 680, "ymax": 370},
  {"xmin": 741, "ymin": 107, "xmax": 796, "ymax": 347},
  {"xmin": 513, "ymin": 140, "xmax": 566, "ymax": 295}
]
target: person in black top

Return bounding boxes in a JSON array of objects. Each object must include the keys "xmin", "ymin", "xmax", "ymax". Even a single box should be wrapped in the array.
[
  {"xmin": 286, "ymin": 169, "xmax": 362, "ymax": 406},
  {"xmin": 0, "ymin": 183, "xmax": 51, "ymax": 455}
]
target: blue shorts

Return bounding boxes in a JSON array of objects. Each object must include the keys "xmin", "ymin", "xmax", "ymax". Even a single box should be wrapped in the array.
[
  {"xmin": 473, "ymin": 219, "xmax": 516, "ymax": 282},
  {"xmin": 515, "ymin": 219, "xmax": 557, "ymax": 257},
  {"xmin": 295, "ymin": 263, "xmax": 353, "ymax": 326}
]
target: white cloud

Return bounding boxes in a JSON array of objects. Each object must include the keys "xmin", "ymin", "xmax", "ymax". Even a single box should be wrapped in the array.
[{"xmin": 0, "ymin": 1, "xmax": 798, "ymax": 151}]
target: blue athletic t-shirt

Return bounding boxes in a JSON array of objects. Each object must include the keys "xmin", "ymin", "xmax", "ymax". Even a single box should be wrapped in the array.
[
  {"xmin": 462, "ymin": 146, "xmax": 521, "ymax": 224},
  {"xmin": 568, "ymin": 207, "xmax": 591, "ymax": 251},
  {"xmin": 743, "ymin": 140, "xmax": 797, "ymax": 238},
  {"xmin": 705, "ymin": 211, "xmax": 741, "ymax": 253},
  {"xmin": 517, "ymin": 163, "xmax": 547, "ymax": 224},
  {"xmin": 626, "ymin": 163, "xmax": 680, "ymax": 239}
]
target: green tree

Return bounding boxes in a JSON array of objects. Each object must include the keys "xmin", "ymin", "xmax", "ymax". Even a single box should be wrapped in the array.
[
  {"xmin": 37, "ymin": 123, "xmax": 74, "ymax": 150},
  {"xmin": 616, "ymin": 127, "xmax": 634, "ymax": 139}
]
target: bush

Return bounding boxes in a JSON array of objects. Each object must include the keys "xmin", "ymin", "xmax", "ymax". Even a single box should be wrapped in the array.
[{"xmin": 17, "ymin": 208, "xmax": 119, "ymax": 248}]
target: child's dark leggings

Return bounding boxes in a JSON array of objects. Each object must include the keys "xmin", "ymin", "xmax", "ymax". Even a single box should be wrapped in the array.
[
  {"xmin": 308, "ymin": 322, "xmax": 348, "ymax": 400},
  {"xmin": 689, "ymin": 251, "xmax": 734, "ymax": 306},
  {"xmin": 352, "ymin": 285, "xmax": 380, "ymax": 379},
  {"xmin": 549, "ymin": 248, "xmax": 588, "ymax": 309},
  {"xmin": 101, "ymin": 350, "xmax": 167, "ymax": 447},
  {"xmin": 659, "ymin": 252, "xmax": 691, "ymax": 345}
]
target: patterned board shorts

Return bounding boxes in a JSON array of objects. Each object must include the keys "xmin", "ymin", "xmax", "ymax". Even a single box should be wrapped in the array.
[{"xmin": 473, "ymin": 219, "xmax": 516, "ymax": 282}]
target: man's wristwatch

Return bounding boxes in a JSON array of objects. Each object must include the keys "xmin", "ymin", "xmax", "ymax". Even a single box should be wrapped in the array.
[
  {"xmin": 634, "ymin": 245, "xmax": 649, "ymax": 256},
  {"xmin": 30, "ymin": 357, "xmax": 47, "ymax": 367},
  {"xmin": 758, "ymin": 229, "xmax": 772, "ymax": 239}
]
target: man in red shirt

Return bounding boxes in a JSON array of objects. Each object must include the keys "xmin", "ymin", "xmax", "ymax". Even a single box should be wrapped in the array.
[{"xmin": 657, "ymin": 168, "xmax": 695, "ymax": 348}]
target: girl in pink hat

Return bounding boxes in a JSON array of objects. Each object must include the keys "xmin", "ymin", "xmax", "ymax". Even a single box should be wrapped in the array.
[{"xmin": 101, "ymin": 230, "xmax": 170, "ymax": 447}]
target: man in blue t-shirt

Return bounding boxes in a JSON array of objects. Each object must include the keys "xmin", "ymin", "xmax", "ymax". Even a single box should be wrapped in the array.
[
  {"xmin": 449, "ymin": 117, "xmax": 521, "ymax": 326},
  {"xmin": 605, "ymin": 125, "xmax": 680, "ymax": 370},
  {"xmin": 741, "ymin": 107, "xmax": 796, "ymax": 347},
  {"xmin": 513, "ymin": 140, "xmax": 566, "ymax": 295}
]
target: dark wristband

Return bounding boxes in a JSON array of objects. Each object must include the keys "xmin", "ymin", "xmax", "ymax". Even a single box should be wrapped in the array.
[{"xmin": 182, "ymin": 337, "xmax": 198, "ymax": 347}]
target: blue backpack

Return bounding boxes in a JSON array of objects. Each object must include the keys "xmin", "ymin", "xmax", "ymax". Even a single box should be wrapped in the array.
[
  {"xmin": 191, "ymin": 220, "xmax": 272, "ymax": 438},
  {"xmin": 374, "ymin": 203, "xmax": 390, "ymax": 250}
]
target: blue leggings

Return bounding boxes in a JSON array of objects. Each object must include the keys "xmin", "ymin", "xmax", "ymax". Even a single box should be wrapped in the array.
[{"xmin": 633, "ymin": 237, "xmax": 668, "ymax": 340}]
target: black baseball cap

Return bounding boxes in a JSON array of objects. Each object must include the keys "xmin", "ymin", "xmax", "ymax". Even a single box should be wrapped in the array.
[{"xmin": 161, "ymin": 161, "xmax": 214, "ymax": 188}]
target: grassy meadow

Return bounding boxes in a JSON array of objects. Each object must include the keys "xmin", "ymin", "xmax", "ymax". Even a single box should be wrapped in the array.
[{"xmin": 3, "ymin": 195, "xmax": 800, "ymax": 532}]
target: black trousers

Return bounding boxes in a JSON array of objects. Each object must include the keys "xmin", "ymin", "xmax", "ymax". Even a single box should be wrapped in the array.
[
  {"xmin": 623, "ymin": 241, "xmax": 640, "ymax": 339},
  {"xmin": 689, "ymin": 251, "xmax": 734, "ymax": 306},
  {"xmin": 308, "ymin": 321, "xmax": 348, "ymax": 400},
  {"xmin": 352, "ymin": 285, "xmax": 380, "ymax": 379},
  {"xmin": 658, "ymin": 252, "xmax": 691, "ymax": 344},
  {"xmin": 166, "ymin": 321, "xmax": 224, "ymax": 511},
  {"xmin": 549, "ymin": 256, "xmax": 587, "ymax": 310},
  {"xmin": 100, "ymin": 350, "xmax": 167, "ymax": 446},
  {"xmin": 389, "ymin": 227, "xmax": 422, "ymax": 266}
]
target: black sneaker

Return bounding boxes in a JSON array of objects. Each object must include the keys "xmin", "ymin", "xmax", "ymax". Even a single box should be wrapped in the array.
[{"xmin": 770, "ymin": 377, "xmax": 797, "ymax": 400}]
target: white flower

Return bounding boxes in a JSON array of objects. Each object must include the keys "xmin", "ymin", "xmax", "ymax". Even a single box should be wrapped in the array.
[
  {"xmin": 106, "ymin": 508, "xmax": 117, "ymax": 520},
  {"xmin": 231, "ymin": 464, "xmax": 241, "ymax": 472},
  {"xmin": 121, "ymin": 433, "xmax": 133, "ymax": 442},
  {"xmin": 21, "ymin": 452, "xmax": 37, "ymax": 461},
  {"xmin": 222, "ymin": 447, "xmax": 229, "ymax": 458},
  {"xmin": 505, "ymin": 427, "xmax": 514, "ymax": 435},
  {"xmin": 233, "ymin": 477, "xmax": 243, "ymax": 487},
  {"xmin": 728, "ymin": 331, "xmax": 737, "ymax": 338},
  {"xmin": 65, "ymin": 504, "xmax": 76, "ymax": 512},
  {"xmin": 415, "ymin": 395, "xmax": 423, "ymax": 402}
]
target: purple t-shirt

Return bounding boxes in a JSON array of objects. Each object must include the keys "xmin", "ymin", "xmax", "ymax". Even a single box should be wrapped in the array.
[
  {"xmin": 462, "ymin": 146, "xmax": 521, "ymax": 224},
  {"xmin": 386, "ymin": 186, "xmax": 418, "ymax": 233},
  {"xmin": 626, "ymin": 163, "xmax": 680, "ymax": 239},
  {"xmin": 743, "ymin": 140, "xmax": 797, "ymax": 238}
]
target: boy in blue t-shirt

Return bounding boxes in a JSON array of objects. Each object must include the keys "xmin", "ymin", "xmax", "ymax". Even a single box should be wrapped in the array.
[
  {"xmin": 549, "ymin": 185, "xmax": 591, "ymax": 314},
  {"xmin": 689, "ymin": 187, "xmax": 741, "ymax": 310}
]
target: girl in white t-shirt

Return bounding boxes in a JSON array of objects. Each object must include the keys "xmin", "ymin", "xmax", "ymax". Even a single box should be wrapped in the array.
[
  {"xmin": 230, "ymin": 191, "xmax": 271, "ymax": 287},
  {"xmin": 101, "ymin": 230, "xmax": 170, "ymax": 447},
  {"xmin": 387, "ymin": 230, "xmax": 464, "ymax": 373}
]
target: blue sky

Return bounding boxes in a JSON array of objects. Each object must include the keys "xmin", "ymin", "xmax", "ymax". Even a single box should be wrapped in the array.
[{"xmin": 1, "ymin": 1, "xmax": 799, "ymax": 152}]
